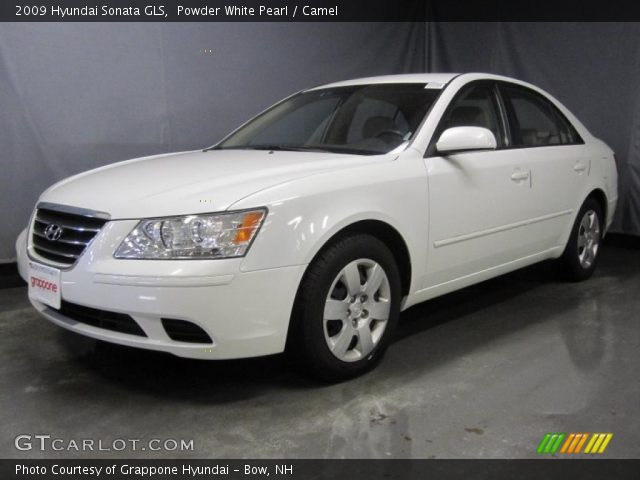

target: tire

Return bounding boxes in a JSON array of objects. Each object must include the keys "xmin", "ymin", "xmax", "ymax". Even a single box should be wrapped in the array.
[
  {"xmin": 559, "ymin": 198, "xmax": 604, "ymax": 282},
  {"xmin": 289, "ymin": 234, "xmax": 402, "ymax": 382}
]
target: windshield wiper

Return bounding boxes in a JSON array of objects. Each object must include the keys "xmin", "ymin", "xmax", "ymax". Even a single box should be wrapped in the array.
[
  {"xmin": 248, "ymin": 145, "xmax": 305, "ymax": 151},
  {"xmin": 210, "ymin": 144, "xmax": 330, "ymax": 153},
  {"xmin": 250, "ymin": 144, "xmax": 382, "ymax": 155},
  {"xmin": 205, "ymin": 144, "xmax": 380, "ymax": 155}
]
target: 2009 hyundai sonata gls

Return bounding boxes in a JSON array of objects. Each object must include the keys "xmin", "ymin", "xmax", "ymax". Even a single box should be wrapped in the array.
[{"xmin": 17, "ymin": 73, "xmax": 618, "ymax": 380}]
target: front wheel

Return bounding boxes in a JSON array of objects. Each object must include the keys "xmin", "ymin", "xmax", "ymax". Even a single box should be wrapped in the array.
[
  {"xmin": 559, "ymin": 198, "xmax": 604, "ymax": 281},
  {"xmin": 289, "ymin": 234, "xmax": 401, "ymax": 381}
]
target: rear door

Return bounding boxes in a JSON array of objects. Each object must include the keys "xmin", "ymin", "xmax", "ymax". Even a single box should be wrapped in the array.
[{"xmin": 497, "ymin": 83, "xmax": 590, "ymax": 250}]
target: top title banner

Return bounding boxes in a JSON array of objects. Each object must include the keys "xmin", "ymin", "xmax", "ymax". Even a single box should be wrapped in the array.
[
  {"xmin": 4, "ymin": 0, "xmax": 423, "ymax": 21},
  {"xmin": 2, "ymin": 0, "xmax": 640, "ymax": 21},
  {"xmin": 14, "ymin": 3, "xmax": 344, "ymax": 20}
]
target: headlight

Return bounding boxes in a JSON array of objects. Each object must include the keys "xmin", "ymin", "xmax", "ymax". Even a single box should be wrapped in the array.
[{"xmin": 114, "ymin": 209, "xmax": 266, "ymax": 259}]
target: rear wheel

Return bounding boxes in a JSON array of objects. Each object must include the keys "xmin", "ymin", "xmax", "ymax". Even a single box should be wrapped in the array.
[
  {"xmin": 559, "ymin": 198, "xmax": 603, "ymax": 281},
  {"xmin": 289, "ymin": 234, "xmax": 401, "ymax": 381}
]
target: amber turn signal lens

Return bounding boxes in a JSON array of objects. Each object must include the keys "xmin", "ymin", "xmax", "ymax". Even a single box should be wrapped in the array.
[{"xmin": 234, "ymin": 211, "xmax": 265, "ymax": 244}]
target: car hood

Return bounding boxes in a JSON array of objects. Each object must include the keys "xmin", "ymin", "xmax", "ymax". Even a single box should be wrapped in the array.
[{"xmin": 40, "ymin": 149, "xmax": 393, "ymax": 219}]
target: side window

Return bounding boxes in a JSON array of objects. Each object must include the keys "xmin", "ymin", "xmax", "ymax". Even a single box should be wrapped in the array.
[
  {"xmin": 440, "ymin": 84, "xmax": 503, "ymax": 146},
  {"xmin": 551, "ymin": 102, "xmax": 582, "ymax": 145},
  {"xmin": 502, "ymin": 86, "xmax": 581, "ymax": 147}
]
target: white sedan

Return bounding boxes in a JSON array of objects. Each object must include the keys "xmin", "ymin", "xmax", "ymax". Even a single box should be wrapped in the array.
[{"xmin": 16, "ymin": 73, "xmax": 618, "ymax": 380}]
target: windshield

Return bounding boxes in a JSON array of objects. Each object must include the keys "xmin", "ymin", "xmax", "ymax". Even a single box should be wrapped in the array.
[{"xmin": 215, "ymin": 84, "xmax": 440, "ymax": 155}]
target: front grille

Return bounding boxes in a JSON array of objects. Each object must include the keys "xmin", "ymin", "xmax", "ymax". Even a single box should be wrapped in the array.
[
  {"xmin": 162, "ymin": 318, "xmax": 213, "ymax": 344},
  {"xmin": 51, "ymin": 300, "xmax": 147, "ymax": 337},
  {"xmin": 31, "ymin": 206, "xmax": 108, "ymax": 267}
]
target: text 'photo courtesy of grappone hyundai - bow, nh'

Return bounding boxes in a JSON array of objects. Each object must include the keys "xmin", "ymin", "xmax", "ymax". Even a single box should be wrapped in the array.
[{"xmin": 17, "ymin": 73, "xmax": 618, "ymax": 381}]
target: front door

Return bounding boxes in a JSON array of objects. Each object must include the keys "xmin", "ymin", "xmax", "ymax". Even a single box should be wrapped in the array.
[{"xmin": 423, "ymin": 83, "xmax": 535, "ymax": 288}]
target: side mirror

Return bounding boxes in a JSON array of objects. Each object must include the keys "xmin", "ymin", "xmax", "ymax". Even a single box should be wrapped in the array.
[{"xmin": 436, "ymin": 126, "xmax": 497, "ymax": 154}]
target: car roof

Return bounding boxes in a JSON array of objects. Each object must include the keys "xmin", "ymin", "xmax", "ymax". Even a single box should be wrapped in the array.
[
  {"xmin": 306, "ymin": 72, "xmax": 563, "ymax": 92},
  {"xmin": 306, "ymin": 73, "xmax": 461, "ymax": 90}
]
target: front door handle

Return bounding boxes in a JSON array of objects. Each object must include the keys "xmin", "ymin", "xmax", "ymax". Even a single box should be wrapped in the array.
[{"xmin": 511, "ymin": 171, "xmax": 530, "ymax": 182}]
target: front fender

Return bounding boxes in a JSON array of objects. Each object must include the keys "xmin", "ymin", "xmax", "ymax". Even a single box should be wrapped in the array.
[{"xmin": 233, "ymin": 153, "xmax": 429, "ymax": 296}]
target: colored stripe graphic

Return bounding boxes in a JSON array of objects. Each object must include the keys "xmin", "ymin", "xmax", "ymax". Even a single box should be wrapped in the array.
[
  {"xmin": 538, "ymin": 433, "xmax": 612, "ymax": 455},
  {"xmin": 537, "ymin": 434, "xmax": 552, "ymax": 454},
  {"xmin": 598, "ymin": 434, "xmax": 613, "ymax": 453},
  {"xmin": 568, "ymin": 433, "xmax": 582, "ymax": 453},
  {"xmin": 537, "ymin": 433, "xmax": 565, "ymax": 454},
  {"xmin": 550, "ymin": 433, "xmax": 565, "ymax": 453},
  {"xmin": 584, "ymin": 433, "xmax": 613, "ymax": 454},
  {"xmin": 584, "ymin": 433, "xmax": 598, "ymax": 453},
  {"xmin": 560, "ymin": 433, "xmax": 575, "ymax": 453},
  {"xmin": 574, "ymin": 433, "xmax": 589, "ymax": 453}
]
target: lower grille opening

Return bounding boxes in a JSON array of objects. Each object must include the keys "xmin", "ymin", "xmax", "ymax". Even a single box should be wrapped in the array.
[
  {"xmin": 52, "ymin": 300, "xmax": 147, "ymax": 337},
  {"xmin": 162, "ymin": 318, "xmax": 213, "ymax": 344}
]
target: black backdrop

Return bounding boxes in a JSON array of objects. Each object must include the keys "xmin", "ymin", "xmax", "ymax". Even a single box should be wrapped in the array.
[{"xmin": 1, "ymin": 21, "xmax": 638, "ymax": 261}]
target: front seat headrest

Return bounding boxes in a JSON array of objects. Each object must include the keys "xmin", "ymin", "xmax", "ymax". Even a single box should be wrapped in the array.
[{"xmin": 447, "ymin": 105, "xmax": 489, "ymax": 129}]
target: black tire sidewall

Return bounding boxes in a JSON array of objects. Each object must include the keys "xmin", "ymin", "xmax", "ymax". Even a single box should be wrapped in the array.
[
  {"xmin": 293, "ymin": 234, "xmax": 402, "ymax": 381},
  {"xmin": 562, "ymin": 198, "xmax": 604, "ymax": 281}
]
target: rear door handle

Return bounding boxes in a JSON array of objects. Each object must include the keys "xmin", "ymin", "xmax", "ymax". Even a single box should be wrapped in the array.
[
  {"xmin": 511, "ymin": 171, "xmax": 530, "ymax": 182},
  {"xmin": 574, "ymin": 162, "xmax": 588, "ymax": 173}
]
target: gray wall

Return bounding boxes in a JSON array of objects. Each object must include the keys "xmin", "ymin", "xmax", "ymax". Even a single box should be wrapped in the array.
[
  {"xmin": 2, "ymin": 22, "xmax": 639, "ymax": 261},
  {"xmin": 427, "ymin": 22, "xmax": 640, "ymax": 235},
  {"xmin": 0, "ymin": 22, "xmax": 425, "ymax": 261}
]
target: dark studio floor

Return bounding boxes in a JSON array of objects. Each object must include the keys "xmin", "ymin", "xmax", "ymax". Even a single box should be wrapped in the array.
[{"xmin": 0, "ymin": 237, "xmax": 638, "ymax": 459}]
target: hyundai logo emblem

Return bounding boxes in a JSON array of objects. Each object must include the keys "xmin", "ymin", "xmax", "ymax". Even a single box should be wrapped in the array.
[{"xmin": 44, "ymin": 224, "xmax": 63, "ymax": 242}]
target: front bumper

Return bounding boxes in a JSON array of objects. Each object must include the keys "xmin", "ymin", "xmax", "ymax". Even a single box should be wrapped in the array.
[{"xmin": 16, "ymin": 223, "xmax": 306, "ymax": 359}]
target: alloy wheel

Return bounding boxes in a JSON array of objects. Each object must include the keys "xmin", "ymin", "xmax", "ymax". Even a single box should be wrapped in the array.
[
  {"xmin": 577, "ymin": 209, "xmax": 601, "ymax": 269},
  {"xmin": 323, "ymin": 259, "xmax": 391, "ymax": 362}
]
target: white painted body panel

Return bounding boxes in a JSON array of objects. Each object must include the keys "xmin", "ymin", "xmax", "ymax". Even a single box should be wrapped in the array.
[
  {"xmin": 16, "ymin": 73, "xmax": 618, "ymax": 359},
  {"xmin": 41, "ymin": 149, "xmax": 390, "ymax": 219}
]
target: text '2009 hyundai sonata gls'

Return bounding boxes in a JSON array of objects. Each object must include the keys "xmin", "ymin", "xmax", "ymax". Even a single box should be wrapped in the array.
[{"xmin": 17, "ymin": 73, "xmax": 618, "ymax": 380}]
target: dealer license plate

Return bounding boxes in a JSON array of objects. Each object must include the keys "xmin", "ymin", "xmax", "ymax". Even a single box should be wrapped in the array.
[{"xmin": 28, "ymin": 261, "xmax": 61, "ymax": 310}]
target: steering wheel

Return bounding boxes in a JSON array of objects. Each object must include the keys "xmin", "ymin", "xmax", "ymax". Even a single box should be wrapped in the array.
[{"xmin": 375, "ymin": 129, "xmax": 406, "ymax": 143}]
